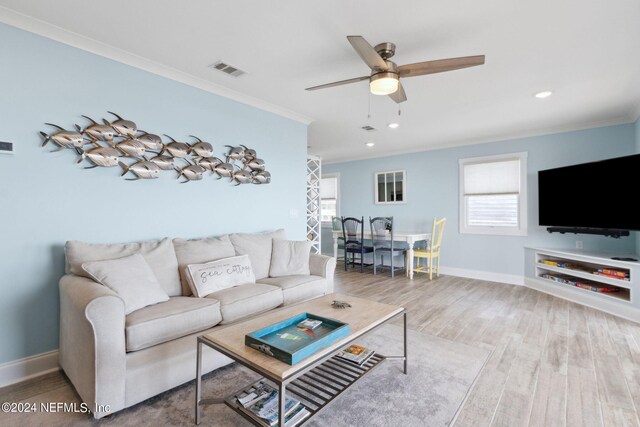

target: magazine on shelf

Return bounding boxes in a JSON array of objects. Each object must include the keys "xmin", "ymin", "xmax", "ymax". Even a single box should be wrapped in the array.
[
  {"xmin": 336, "ymin": 344, "xmax": 376, "ymax": 366},
  {"xmin": 235, "ymin": 381, "xmax": 307, "ymax": 427}
]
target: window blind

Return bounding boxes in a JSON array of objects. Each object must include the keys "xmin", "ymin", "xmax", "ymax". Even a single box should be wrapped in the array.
[{"xmin": 463, "ymin": 159, "xmax": 520, "ymax": 195}]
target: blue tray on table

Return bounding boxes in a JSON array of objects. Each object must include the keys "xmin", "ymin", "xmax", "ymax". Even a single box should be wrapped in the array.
[{"xmin": 245, "ymin": 313, "xmax": 351, "ymax": 365}]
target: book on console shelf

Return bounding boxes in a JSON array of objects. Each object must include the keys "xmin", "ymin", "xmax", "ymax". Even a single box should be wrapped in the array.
[
  {"xmin": 540, "ymin": 273, "xmax": 620, "ymax": 293},
  {"xmin": 336, "ymin": 344, "xmax": 376, "ymax": 366},
  {"xmin": 234, "ymin": 381, "xmax": 310, "ymax": 427}
]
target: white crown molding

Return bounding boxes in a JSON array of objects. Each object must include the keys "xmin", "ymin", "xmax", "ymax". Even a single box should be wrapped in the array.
[
  {"xmin": 322, "ymin": 115, "xmax": 636, "ymax": 165},
  {"xmin": 0, "ymin": 349, "xmax": 59, "ymax": 388},
  {"xmin": 0, "ymin": 6, "xmax": 313, "ymax": 125}
]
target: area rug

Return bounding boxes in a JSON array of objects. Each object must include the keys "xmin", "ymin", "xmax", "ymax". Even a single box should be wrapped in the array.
[{"xmin": 0, "ymin": 325, "xmax": 489, "ymax": 427}]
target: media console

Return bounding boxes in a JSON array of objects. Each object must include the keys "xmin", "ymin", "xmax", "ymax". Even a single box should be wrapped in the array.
[{"xmin": 524, "ymin": 247, "xmax": 640, "ymax": 322}]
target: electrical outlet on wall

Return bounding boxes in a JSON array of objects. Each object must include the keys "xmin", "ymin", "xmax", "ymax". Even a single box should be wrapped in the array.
[{"xmin": 576, "ymin": 240, "xmax": 583, "ymax": 249}]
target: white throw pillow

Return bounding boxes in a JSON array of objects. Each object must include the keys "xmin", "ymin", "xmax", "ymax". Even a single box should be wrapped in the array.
[
  {"xmin": 185, "ymin": 255, "xmax": 256, "ymax": 298},
  {"xmin": 82, "ymin": 254, "xmax": 169, "ymax": 314},
  {"xmin": 269, "ymin": 240, "xmax": 312, "ymax": 277}
]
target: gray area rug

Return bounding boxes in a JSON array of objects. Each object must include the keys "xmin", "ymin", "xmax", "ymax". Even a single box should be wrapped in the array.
[{"xmin": 1, "ymin": 325, "xmax": 489, "ymax": 427}]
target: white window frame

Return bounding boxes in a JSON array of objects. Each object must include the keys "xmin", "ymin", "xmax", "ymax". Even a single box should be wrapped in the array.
[
  {"xmin": 321, "ymin": 173, "xmax": 340, "ymax": 226},
  {"xmin": 375, "ymin": 170, "xmax": 407, "ymax": 204},
  {"xmin": 459, "ymin": 152, "xmax": 528, "ymax": 236}
]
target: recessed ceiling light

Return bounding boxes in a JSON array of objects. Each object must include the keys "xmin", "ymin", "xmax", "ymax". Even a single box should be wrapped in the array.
[
  {"xmin": 388, "ymin": 123, "xmax": 400, "ymax": 129},
  {"xmin": 534, "ymin": 90, "xmax": 553, "ymax": 99},
  {"xmin": 365, "ymin": 142, "xmax": 375, "ymax": 148}
]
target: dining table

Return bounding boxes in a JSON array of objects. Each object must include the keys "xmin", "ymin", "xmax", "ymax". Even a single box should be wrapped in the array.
[{"xmin": 331, "ymin": 230, "xmax": 432, "ymax": 279}]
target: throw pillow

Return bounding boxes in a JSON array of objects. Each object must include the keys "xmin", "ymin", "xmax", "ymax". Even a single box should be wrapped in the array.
[
  {"xmin": 173, "ymin": 235, "xmax": 236, "ymax": 296},
  {"xmin": 82, "ymin": 253, "xmax": 170, "ymax": 314},
  {"xmin": 229, "ymin": 229, "xmax": 287, "ymax": 280},
  {"xmin": 185, "ymin": 255, "xmax": 256, "ymax": 298},
  {"xmin": 269, "ymin": 239, "xmax": 312, "ymax": 277}
]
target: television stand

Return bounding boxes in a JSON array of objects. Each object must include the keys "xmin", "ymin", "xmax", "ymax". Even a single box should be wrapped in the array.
[
  {"xmin": 546, "ymin": 227, "xmax": 629, "ymax": 238},
  {"xmin": 525, "ymin": 247, "xmax": 640, "ymax": 322}
]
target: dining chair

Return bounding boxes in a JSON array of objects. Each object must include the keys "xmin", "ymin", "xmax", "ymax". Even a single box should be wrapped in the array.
[
  {"xmin": 369, "ymin": 216, "xmax": 406, "ymax": 278},
  {"xmin": 407, "ymin": 217, "xmax": 446, "ymax": 280},
  {"xmin": 341, "ymin": 216, "xmax": 374, "ymax": 273},
  {"xmin": 332, "ymin": 216, "xmax": 345, "ymax": 261}
]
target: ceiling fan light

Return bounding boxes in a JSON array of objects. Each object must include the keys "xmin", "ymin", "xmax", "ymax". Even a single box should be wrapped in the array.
[{"xmin": 370, "ymin": 73, "xmax": 399, "ymax": 95}]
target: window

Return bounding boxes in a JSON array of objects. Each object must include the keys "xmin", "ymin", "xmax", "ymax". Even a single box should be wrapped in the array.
[
  {"xmin": 459, "ymin": 152, "xmax": 527, "ymax": 236},
  {"xmin": 320, "ymin": 175, "xmax": 339, "ymax": 223},
  {"xmin": 375, "ymin": 170, "xmax": 406, "ymax": 204}
]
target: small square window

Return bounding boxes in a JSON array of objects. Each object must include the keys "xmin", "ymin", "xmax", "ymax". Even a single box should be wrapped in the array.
[{"xmin": 375, "ymin": 170, "xmax": 406, "ymax": 204}]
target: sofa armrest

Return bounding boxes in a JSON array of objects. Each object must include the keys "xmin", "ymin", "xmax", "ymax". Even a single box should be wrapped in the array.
[
  {"xmin": 59, "ymin": 275, "xmax": 126, "ymax": 418},
  {"xmin": 309, "ymin": 254, "xmax": 337, "ymax": 293}
]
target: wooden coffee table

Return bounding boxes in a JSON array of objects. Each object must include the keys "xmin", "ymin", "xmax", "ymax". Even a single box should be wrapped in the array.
[{"xmin": 195, "ymin": 293, "xmax": 407, "ymax": 426}]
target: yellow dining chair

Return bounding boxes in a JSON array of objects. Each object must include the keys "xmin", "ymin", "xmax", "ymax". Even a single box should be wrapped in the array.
[{"xmin": 407, "ymin": 218, "xmax": 446, "ymax": 280}]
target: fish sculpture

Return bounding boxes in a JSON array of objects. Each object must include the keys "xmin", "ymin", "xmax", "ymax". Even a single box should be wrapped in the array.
[
  {"xmin": 213, "ymin": 162, "xmax": 234, "ymax": 179},
  {"xmin": 225, "ymin": 145, "xmax": 245, "ymax": 163},
  {"xmin": 75, "ymin": 146, "xmax": 120, "ymax": 169},
  {"xmin": 149, "ymin": 155, "xmax": 175, "ymax": 170},
  {"xmin": 196, "ymin": 156, "xmax": 223, "ymax": 171},
  {"xmin": 104, "ymin": 111, "xmax": 137, "ymax": 138},
  {"xmin": 189, "ymin": 135, "xmax": 214, "ymax": 157},
  {"xmin": 115, "ymin": 138, "xmax": 146, "ymax": 158},
  {"xmin": 244, "ymin": 158, "xmax": 266, "ymax": 171},
  {"xmin": 81, "ymin": 115, "xmax": 116, "ymax": 142},
  {"xmin": 252, "ymin": 170, "xmax": 271, "ymax": 184},
  {"xmin": 162, "ymin": 134, "xmax": 190, "ymax": 158},
  {"xmin": 231, "ymin": 169, "xmax": 253, "ymax": 186},
  {"xmin": 175, "ymin": 160, "xmax": 205, "ymax": 183},
  {"xmin": 136, "ymin": 132, "xmax": 164, "ymax": 152},
  {"xmin": 119, "ymin": 159, "xmax": 160, "ymax": 180},
  {"xmin": 241, "ymin": 145, "xmax": 257, "ymax": 161},
  {"xmin": 40, "ymin": 123, "xmax": 85, "ymax": 151}
]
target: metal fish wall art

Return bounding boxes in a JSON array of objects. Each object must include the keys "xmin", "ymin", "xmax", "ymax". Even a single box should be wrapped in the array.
[
  {"xmin": 41, "ymin": 112, "xmax": 271, "ymax": 185},
  {"xmin": 136, "ymin": 132, "xmax": 164, "ymax": 151},
  {"xmin": 119, "ymin": 159, "xmax": 160, "ymax": 180},
  {"xmin": 189, "ymin": 136, "xmax": 214, "ymax": 158},
  {"xmin": 81, "ymin": 115, "xmax": 116, "ymax": 142},
  {"xmin": 105, "ymin": 111, "xmax": 137, "ymax": 138},
  {"xmin": 162, "ymin": 135, "xmax": 190, "ymax": 158},
  {"xmin": 40, "ymin": 123, "xmax": 86, "ymax": 151}
]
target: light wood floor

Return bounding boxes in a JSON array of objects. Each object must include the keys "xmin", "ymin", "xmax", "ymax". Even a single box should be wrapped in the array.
[
  {"xmin": 3, "ymin": 270, "xmax": 640, "ymax": 426},
  {"xmin": 334, "ymin": 269, "xmax": 640, "ymax": 427}
]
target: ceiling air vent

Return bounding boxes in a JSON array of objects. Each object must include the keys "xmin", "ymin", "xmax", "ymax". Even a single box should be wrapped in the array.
[
  {"xmin": 361, "ymin": 125, "xmax": 376, "ymax": 132},
  {"xmin": 209, "ymin": 61, "xmax": 246, "ymax": 77}
]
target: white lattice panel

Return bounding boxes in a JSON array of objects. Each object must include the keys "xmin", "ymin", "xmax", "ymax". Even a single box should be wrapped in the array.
[{"xmin": 306, "ymin": 155, "xmax": 321, "ymax": 254}]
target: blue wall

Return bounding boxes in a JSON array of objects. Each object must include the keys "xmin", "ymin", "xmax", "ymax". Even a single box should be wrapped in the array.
[
  {"xmin": 0, "ymin": 24, "xmax": 307, "ymax": 364},
  {"xmin": 324, "ymin": 124, "xmax": 637, "ymax": 277}
]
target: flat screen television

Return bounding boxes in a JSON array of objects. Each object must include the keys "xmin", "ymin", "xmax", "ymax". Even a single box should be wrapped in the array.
[{"xmin": 538, "ymin": 154, "xmax": 640, "ymax": 231}]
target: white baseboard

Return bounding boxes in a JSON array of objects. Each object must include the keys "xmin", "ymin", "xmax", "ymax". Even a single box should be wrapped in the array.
[
  {"xmin": 440, "ymin": 266, "xmax": 524, "ymax": 286},
  {"xmin": 0, "ymin": 350, "xmax": 59, "ymax": 388}
]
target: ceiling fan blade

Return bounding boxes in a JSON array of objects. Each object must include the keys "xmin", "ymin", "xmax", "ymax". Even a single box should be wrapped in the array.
[
  {"xmin": 398, "ymin": 55, "xmax": 485, "ymax": 78},
  {"xmin": 347, "ymin": 35, "xmax": 388, "ymax": 71},
  {"xmin": 305, "ymin": 75, "xmax": 369, "ymax": 91},
  {"xmin": 388, "ymin": 81, "xmax": 407, "ymax": 103}
]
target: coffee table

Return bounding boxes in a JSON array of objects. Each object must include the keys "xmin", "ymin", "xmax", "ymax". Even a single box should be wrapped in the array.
[{"xmin": 195, "ymin": 293, "xmax": 407, "ymax": 426}]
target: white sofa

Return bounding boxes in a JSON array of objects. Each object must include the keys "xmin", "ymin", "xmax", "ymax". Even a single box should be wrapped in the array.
[{"xmin": 58, "ymin": 229, "xmax": 336, "ymax": 418}]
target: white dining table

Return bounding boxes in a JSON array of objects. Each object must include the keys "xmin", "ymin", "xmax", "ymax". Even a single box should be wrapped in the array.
[{"xmin": 331, "ymin": 230, "xmax": 431, "ymax": 279}]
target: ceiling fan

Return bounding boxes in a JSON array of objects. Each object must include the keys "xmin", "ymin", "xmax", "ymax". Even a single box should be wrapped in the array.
[{"xmin": 305, "ymin": 35, "xmax": 485, "ymax": 103}]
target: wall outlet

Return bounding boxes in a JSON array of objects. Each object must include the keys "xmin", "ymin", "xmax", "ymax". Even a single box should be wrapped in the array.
[
  {"xmin": 289, "ymin": 208, "xmax": 299, "ymax": 219},
  {"xmin": 576, "ymin": 240, "xmax": 583, "ymax": 249}
]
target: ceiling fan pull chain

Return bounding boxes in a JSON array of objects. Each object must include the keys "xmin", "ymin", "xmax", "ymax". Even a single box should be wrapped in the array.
[{"xmin": 398, "ymin": 106, "xmax": 402, "ymax": 116}]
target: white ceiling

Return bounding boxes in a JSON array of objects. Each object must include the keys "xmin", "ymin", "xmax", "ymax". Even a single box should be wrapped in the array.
[{"xmin": 1, "ymin": 0, "xmax": 639, "ymax": 163}]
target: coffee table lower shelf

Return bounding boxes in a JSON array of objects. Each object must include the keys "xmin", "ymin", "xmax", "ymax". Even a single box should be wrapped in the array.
[{"xmin": 225, "ymin": 353, "xmax": 386, "ymax": 426}]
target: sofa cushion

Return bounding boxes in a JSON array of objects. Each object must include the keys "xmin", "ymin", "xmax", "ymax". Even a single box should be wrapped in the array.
[
  {"xmin": 259, "ymin": 275, "xmax": 327, "ymax": 305},
  {"xmin": 185, "ymin": 255, "xmax": 256, "ymax": 298},
  {"xmin": 206, "ymin": 284, "xmax": 283, "ymax": 324},
  {"xmin": 173, "ymin": 235, "xmax": 236, "ymax": 296},
  {"xmin": 82, "ymin": 254, "xmax": 170, "ymax": 315},
  {"xmin": 229, "ymin": 229, "xmax": 286, "ymax": 280},
  {"xmin": 125, "ymin": 297, "xmax": 222, "ymax": 352},
  {"xmin": 66, "ymin": 237, "xmax": 182, "ymax": 297},
  {"xmin": 269, "ymin": 240, "xmax": 312, "ymax": 277}
]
